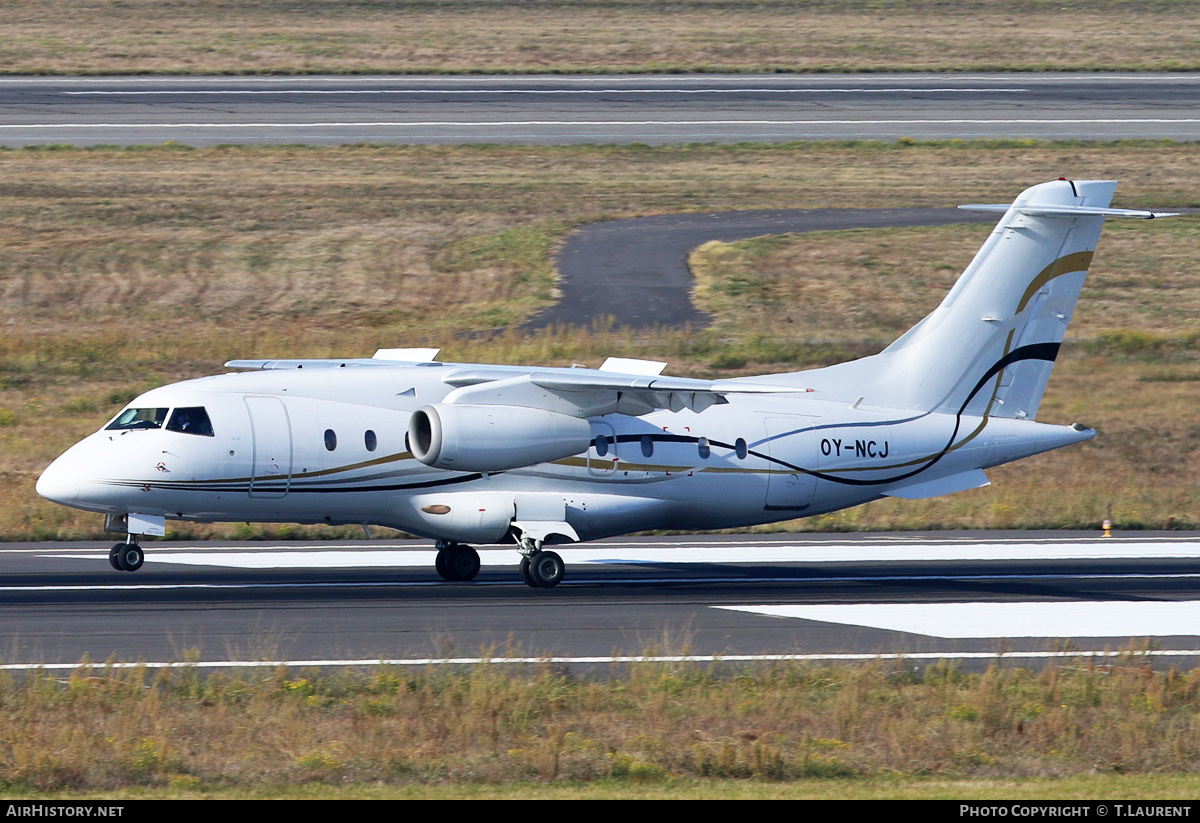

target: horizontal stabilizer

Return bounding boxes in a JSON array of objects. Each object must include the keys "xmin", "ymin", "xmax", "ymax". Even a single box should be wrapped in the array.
[{"xmin": 958, "ymin": 204, "xmax": 1178, "ymax": 219}]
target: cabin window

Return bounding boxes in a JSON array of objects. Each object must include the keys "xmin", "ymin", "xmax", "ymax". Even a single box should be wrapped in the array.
[
  {"xmin": 735, "ymin": 438, "xmax": 748, "ymax": 460},
  {"xmin": 165, "ymin": 406, "xmax": 215, "ymax": 437},
  {"xmin": 594, "ymin": 435, "xmax": 609, "ymax": 457},
  {"xmin": 640, "ymin": 435, "xmax": 654, "ymax": 458},
  {"xmin": 106, "ymin": 407, "xmax": 168, "ymax": 431},
  {"xmin": 365, "ymin": 430, "xmax": 377, "ymax": 452},
  {"xmin": 324, "ymin": 429, "xmax": 337, "ymax": 451},
  {"xmin": 697, "ymin": 437, "xmax": 710, "ymax": 459}
]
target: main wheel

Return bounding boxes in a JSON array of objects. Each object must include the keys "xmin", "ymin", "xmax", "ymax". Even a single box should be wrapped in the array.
[
  {"xmin": 436, "ymin": 544, "xmax": 480, "ymax": 582},
  {"xmin": 518, "ymin": 556, "xmax": 537, "ymax": 588},
  {"xmin": 447, "ymin": 545, "xmax": 480, "ymax": 581},
  {"xmin": 109, "ymin": 543, "xmax": 125, "ymax": 571},
  {"xmin": 527, "ymin": 550, "xmax": 565, "ymax": 589},
  {"xmin": 117, "ymin": 543, "xmax": 144, "ymax": 572}
]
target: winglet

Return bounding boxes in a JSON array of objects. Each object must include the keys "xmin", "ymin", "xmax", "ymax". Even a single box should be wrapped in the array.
[
  {"xmin": 373, "ymin": 348, "xmax": 441, "ymax": 362},
  {"xmin": 599, "ymin": 357, "xmax": 667, "ymax": 375}
]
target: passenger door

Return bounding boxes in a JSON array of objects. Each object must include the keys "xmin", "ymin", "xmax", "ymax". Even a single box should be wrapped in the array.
[
  {"xmin": 245, "ymin": 396, "xmax": 293, "ymax": 498},
  {"xmin": 763, "ymin": 416, "xmax": 818, "ymax": 512}
]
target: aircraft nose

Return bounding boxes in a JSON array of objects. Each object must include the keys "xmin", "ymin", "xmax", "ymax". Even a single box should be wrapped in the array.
[{"xmin": 36, "ymin": 456, "xmax": 80, "ymax": 506}]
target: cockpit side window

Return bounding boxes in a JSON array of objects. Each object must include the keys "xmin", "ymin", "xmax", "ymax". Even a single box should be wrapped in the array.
[
  {"xmin": 106, "ymin": 407, "xmax": 168, "ymax": 431},
  {"xmin": 166, "ymin": 406, "xmax": 215, "ymax": 437}
]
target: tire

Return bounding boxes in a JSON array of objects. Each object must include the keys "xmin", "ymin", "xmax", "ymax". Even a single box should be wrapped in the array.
[
  {"xmin": 434, "ymin": 547, "xmax": 452, "ymax": 580},
  {"xmin": 109, "ymin": 544, "xmax": 125, "ymax": 571},
  {"xmin": 519, "ymin": 556, "xmax": 537, "ymax": 588},
  {"xmin": 528, "ymin": 550, "xmax": 565, "ymax": 589},
  {"xmin": 118, "ymin": 543, "xmax": 144, "ymax": 572},
  {"xmin": 449, "ymin": 545, "xmax": 480, "ymax": 582}
]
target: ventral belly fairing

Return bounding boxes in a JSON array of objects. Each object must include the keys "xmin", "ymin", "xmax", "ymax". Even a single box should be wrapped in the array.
[{"xmin": 37, "ymin": 180, "xmax": 1176, "ymax": 587}]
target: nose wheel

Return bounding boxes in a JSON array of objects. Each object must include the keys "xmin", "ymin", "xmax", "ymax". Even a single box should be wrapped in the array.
[
  {"xmin": 434, "ymin": 542, "xmax": 481, "ymax": 582},
  {"xmin": 519, "ymin": 547, "xmax": 565, "ymax": 589},
  {"xmin": 109, "ymin": 541, "xmax": 144, "ymax": 572}
]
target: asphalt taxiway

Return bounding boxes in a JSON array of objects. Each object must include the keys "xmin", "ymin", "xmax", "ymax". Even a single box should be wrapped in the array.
[{"xmin": 528, "ymin": 207, "xmax": 995, "ymax": 330}]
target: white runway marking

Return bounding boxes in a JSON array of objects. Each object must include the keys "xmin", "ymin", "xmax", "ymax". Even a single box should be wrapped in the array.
[
  {"xmin": 62, "ymin": 87, "xmax": 1028, "ymax": 96},
  {"xmin": 4, "ymin": 118, "xmax": 1200, "ymax": 130},
  {"xmin": 7, "ymin": 572, "xmax": 1200, "ymax": 594},
  {"xmin": 720, "ymin": 601, "xmax": 1200, "ymax": 639},
  {"xmin": 44, "ymin": 538, "xmax": 1200, "ymax": 569}
]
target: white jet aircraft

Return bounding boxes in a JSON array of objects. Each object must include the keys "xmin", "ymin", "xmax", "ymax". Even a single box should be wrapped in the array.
[{"xmin": 37, "ymin": 180, "xmax": 1175, "ymax": 587}]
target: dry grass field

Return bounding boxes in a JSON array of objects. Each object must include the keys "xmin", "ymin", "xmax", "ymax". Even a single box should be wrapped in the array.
[
  {"xmin": 5, "ymin": 653, "xmax": 1200, "ymax": 793},
  {"xmin": 3, "ymin": 0, "xmax": 1200, "ymax": 75},
  {"xmin": 7, "ymin": 2, "xmax": 1200, "ymax": 800},
  {"xmin": 0, "ymin": 140, "xmax": 1197, "ymax": 539}
]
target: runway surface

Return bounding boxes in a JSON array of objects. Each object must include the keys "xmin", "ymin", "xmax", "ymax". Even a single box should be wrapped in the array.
[
  {"xmin": 7, "ymin": 74, "xmax": 1198, "ymax": 674},
  {"xmin": 3, "ymin": 73, "xmax": 1200, "ymax": 146},
  {"xmin": 3, "ymin": 532, "xmax": 1199, "ymax": 671}
]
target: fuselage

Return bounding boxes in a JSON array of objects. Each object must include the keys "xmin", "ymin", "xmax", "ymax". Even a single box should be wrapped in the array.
[{"xmin": 36, "ymin": 359, "xmax": 1092, "ymax": 545}]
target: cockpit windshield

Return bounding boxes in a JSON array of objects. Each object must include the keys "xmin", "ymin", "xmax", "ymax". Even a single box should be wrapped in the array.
[
  {"xmin": 106, "ymin": 407, "xmax": 168, "ymax": 431},
  {"xmin": 104, "ymin": 406, "xmax": 215, "ymax": 436},
  {"xmin": 166, "ymin": 406, "xmax": 215, "ymax": 437}
]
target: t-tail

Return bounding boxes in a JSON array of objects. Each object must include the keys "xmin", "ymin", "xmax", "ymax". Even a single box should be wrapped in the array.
[{"xmin": 802, "ymin": 179, "xmax": 1176, "ymax": 419}]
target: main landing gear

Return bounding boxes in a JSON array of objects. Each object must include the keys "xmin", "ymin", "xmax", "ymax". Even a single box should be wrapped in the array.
[
  {"xmin": 518, "ymin": 538, "xmax": 564, "ymax": 590},
  {"xmin": 109, "ymin": 539, "xmax": 144, "ymax": 572},
  {"xmin": 431, "ymin": 537, "xmax": 566, "ymax": 589},
  {"xmin": 434, "ymin": 541, "xmax": 481, "ymax": 582}
]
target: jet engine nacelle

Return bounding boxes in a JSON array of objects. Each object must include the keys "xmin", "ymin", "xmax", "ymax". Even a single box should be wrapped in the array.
[{"xmin": 408, "ymin": 403, "xmax": 594, "ymax": 473}]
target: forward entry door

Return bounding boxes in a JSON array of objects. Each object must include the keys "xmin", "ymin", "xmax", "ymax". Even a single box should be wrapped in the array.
[{"xmin": 245, "ymin": 396, "xmax": 293, "ymax": 498}]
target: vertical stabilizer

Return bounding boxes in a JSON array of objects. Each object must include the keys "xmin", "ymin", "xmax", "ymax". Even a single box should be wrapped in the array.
[{"xmin": 836, "ymin": 180, "xmax": 1172, "ymax": 419}]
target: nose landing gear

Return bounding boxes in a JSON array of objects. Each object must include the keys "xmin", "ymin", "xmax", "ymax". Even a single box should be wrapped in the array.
[
  {"xmin": 519, "ymin": 548, "xmax": 565, "ymax": 589},
  {"xmin": 518, "ymin": 536, "xmax": 564, "ymax": 589},
  {"xmin": 109, "ymin": 540, "xmax": 144, "ymax": 572}
]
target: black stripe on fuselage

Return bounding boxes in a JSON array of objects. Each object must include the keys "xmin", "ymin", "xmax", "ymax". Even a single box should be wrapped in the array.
[
  {"xmin": 752, "ymin": 342, "xmax": 1060, "ymax": 486},
  {"xmin": 104, "ymin": 472, "xmax": 487, "ymax": 495}
]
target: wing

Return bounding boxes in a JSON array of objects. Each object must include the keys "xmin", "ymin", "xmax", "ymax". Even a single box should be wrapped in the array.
[
  {"xmin": 439, "ymin": 367, "xmax": 807, "ymax": 417},
  {"xmin": 224, "ymin": 348, "xmax": 443, "ymax": 371}
]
